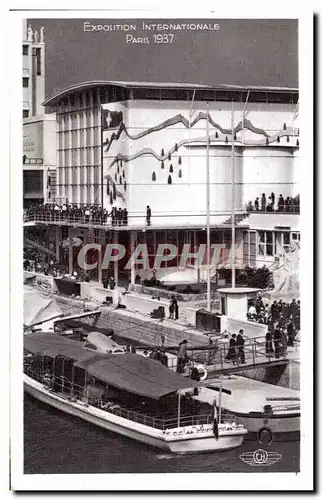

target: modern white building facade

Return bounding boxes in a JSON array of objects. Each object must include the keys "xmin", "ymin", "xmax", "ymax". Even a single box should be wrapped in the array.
[{"xmin": 36, "ymin": 81, "xmax": 300, "ymax": 279}]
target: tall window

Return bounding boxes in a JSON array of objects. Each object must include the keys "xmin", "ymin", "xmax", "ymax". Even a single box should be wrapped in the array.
[
  {"xmin": 23, "ymin": 110, "xmax": 29, "ymax": 119},
  {"xmin": 23, "ymin": 45, "xmax": 29, "ymax": 55},
  {"xmin": 258, "ymin": 231, "xmax": 274, "ymax": 256},
  {"xmin": 23, "ymin": 77, "xmax": 29, "ymax": 88}
]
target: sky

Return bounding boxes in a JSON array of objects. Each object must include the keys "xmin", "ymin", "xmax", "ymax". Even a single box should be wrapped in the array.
[{"xmin": 28, "ymin": 18, "xmax": 298, "ymax": 99}]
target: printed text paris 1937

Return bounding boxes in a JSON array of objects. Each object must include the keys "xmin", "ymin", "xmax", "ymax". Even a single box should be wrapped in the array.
[{"xmin": 83, "ymin": 21, "xmax": 220, "ymax": 44}]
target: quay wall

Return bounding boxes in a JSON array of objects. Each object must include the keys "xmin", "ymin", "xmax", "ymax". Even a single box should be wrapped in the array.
[
  {"xmin": 54, "ymin": 294, "xmax": 210, "ymax": 348},
  {"xmin": 239, "ymin": 360, "xmax": 300, "ymax": 391}
]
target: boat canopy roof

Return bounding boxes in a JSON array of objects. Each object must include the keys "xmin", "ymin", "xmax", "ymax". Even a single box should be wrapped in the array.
[{"xmin": 24, "ymin": 333, "xmax": 200, "ymax": 399}]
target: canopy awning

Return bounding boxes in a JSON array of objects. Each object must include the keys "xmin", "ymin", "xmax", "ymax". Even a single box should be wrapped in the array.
[
  {"xmin": 24, "ymin": 333, "xmax": 200, "ymax": 399},
  {"xmin": 24, "ymin": 332, "xmax": 92, "ymax": 361},
  {"xmin": 75, "ymin": 353, "xmax": 200, "ymax": 399}
]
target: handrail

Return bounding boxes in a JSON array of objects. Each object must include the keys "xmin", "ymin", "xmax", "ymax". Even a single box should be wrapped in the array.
[{"xmin": 187, "ymin": 332, "xmax": 297, "ymax": 371}]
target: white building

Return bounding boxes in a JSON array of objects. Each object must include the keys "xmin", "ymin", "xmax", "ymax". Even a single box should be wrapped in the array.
[
  {"xmin": 23, "ymin": 21, "xmax": 57, "ymax": 206},
  {"xmin": 22, "ymin": 20, "xmax": 45, "ymax": 119},
  {"xmin": 26, "ymin": 80, "xmax": 301, "ymax": 282}
]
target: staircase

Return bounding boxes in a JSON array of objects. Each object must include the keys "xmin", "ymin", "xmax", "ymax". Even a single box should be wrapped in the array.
[
  {"xmin": 24, "ymin": 236, "xmax": 56, "ymax": 258},
  {"xmin": 222, "ymin": 213, "xmax": 250, "ymax": 226}
]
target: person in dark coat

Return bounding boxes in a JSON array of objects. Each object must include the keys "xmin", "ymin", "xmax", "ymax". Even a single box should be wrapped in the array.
[
  {"xmin": 278, "ymin": 194, "xmax": 284, "ymax": 212},
  {"xmin": 225, "ymin": 334, "xmax": 237, "ymax": 365},
  {"xmin": 261, "ymin": 193, "xmax": 266, "ymax": 211},
  {"xmin": 276, "ymin": 299, "xmax": 283, "ymax": 316},
  {"xmin": 169, "ymin": 299, "xmax": 175, "ymax": 319},
  {"xmin": 190, "ymin": 366, "xmax": 201, "ymax": 381},
  {"xmin": 177, "ymin": 340, "xmax": 188, "ymax": 373},
  {"xmin": 287, "ymin": 319, "xmax": 296, "ymax": 346},
  {"xmin": 124, "ymin": 208, "xmax": 128, "ymax": 226},
  {"xmin": 174, "ymin": 298, "xmax": 179, "ymax": 320},
  {"xmin": 269, "ymin": 192, "xmax": 275, "ymax": 207},
  {"xmin": 160, "ymin": 350, "xmax": 168, "ymax": 367},
  {"xmin": 265, "ymin": 329, "xmax": 274, "ymax": 356},
  {"xmin": 273, "ymin": 326, "xmax": 281, "ymax": 358},
  {"xmin": 146, "ymin": 205, "xmax": 151, "ymax": 226},
  {"xmin": 236, "ymin": 329, "xmax": 246, "ymax": 364},
  {"xmin": 289, "ymin": 298, "xmax": 298, "ymax": 320},
  {"xmin": 255, "ymin": 197, "xmax": 259, "ymax": 211}
]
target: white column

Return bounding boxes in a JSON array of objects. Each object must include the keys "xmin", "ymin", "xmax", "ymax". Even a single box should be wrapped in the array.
[{"xmin": 130, "ymin": 231, "xmax": 136, "ymax": 284}]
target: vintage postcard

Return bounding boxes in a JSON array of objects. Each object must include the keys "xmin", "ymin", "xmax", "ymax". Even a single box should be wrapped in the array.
[{"xmin": 9, "ymin": 6, "xmax": 313, "ymax": 492}]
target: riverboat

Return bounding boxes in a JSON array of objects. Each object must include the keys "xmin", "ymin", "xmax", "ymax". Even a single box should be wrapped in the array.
[{"xmin": 24, "ymin": 332, "xmax": 247, "ymax": 454}]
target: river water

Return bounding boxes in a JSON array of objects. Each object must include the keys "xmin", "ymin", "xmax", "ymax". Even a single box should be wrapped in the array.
[{"xmin": 24, "ymin": 394, "xmax": 299, "ymax": 474}]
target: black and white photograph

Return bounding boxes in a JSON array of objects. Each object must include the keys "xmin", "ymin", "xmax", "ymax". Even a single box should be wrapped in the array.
[{"xmin": 9, "ymin": 6, "xmax": 313, "ymax": 492}]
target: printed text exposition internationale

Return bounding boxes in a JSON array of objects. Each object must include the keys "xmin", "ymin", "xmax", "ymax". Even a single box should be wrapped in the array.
[{"xmin": 84, "ymin": 22, "xmax": 220, "ymax": 43}]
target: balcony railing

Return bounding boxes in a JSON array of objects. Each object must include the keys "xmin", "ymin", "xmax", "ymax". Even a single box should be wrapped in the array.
[{"xmin": 246, "ymin": 204, "xmax": 300, "ymax": 214}]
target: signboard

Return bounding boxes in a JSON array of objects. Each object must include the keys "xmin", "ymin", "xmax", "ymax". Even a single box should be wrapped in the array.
[{"xmin": 23, "ymin": 121, "xmax": 43, "ymax": 157}]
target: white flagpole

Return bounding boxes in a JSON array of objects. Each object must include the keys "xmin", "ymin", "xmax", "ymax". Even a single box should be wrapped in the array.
[
  {"xmin": 206, "ymin": 102, "xmax": 211, "ymax": 311},
  {"xmin": 231, "ymin": 100, "xmax": 236, "ymax": 288},
  {"xmin": 242, "ymin": 90, "xmax": 250, "ymax": 146}
]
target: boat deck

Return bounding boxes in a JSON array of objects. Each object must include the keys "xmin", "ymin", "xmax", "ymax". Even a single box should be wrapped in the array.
[{"xmin": 195, "ymin": 375, "xmax": 300, "ymax": 415}]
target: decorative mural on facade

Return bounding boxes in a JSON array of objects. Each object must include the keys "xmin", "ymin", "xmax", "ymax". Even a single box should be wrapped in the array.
[{"xmin": 102, "ymin": 100, "xmax": 299, "ymax": 223}]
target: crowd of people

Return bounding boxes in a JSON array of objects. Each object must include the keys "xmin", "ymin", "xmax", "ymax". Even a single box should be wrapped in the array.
[
  {"xmin": 24, "ymin": 203, "xmax": 110, "ymax": 225},
  {"xmin": 246, "ymin": 193, "xmax": 300, "ymax": 214},
  {"xmin": 247, "ymin": 297, "xmax": 300, "ymax": 329},
  {"xmin": 24, "ymin": 203, "xmax": 154, "ymax": 227},
  {"xmin": 23, "ymin": 248, "xmax": 59, "ymax": 276}
]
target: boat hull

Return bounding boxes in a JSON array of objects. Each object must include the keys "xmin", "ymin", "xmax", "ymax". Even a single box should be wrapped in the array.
[
  {"xmin": 222, "ymin": 412, "xmax": 300, "ymax": 442},
  {"xmin": 24, "ymin": 376, "xmax": 246, "ymax": 454}
]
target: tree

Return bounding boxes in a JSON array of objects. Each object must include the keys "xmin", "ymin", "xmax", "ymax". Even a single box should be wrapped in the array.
[
  {"xmin": 178, "ymin": 169, "xmax": 182, "ymax": 178},
  {"xmin": 109, "ymin": 192, "xmax": 113, "ymax": 205},
  {"xmin": 124, "ymin": 180, "xmax": 127, "ymax": 190},
  {"xmin": 161, "ymin": 148, "xmax": 165, "ymax": 156},
  {"xmin": 277, "ymin": 136, "xmax": 280, "ymax": 143},
  {"xmin": 168, "ymin": 152, "xmax": 171, "ymax": 161},
  {"xmin": 152, "ymin": 171, "xmax": 156, "ymax": 181},
  {"xmin": 178, "ymin": 156, "xmax": 182, "ymax": 165},
  {"xmin": 215, "ymin": 131, "xmax": 218, "ymax": 138},
  {"xmin": 283, "ymin": 123, "xmax": 287, "ymax": 130},
  {"xmin": 225, "ymin": 136, "xmax": 228, "ymax": 144},
  {"xmin": 161, "ymin": 161, "xmax": 164, "ymax": 169},
  {"xmin": 119, "ymin": 176, "xmax": 122, "ymax": 185},
  {"xmin": 168, "ymin": 175, "xmax": 172, "ymax": 184},
  {"xmin": 107, "ymin": 180, "xmax": 110, "ymax": 194},
  {"xmin": 169, "ymin": 164, "xmax": 173, "ymax": 173},
  {"xmin": 113, "ymin": 183, "xmax": 116, "ymax": 200},
  {"xmin": 175, "ymin": 143, "xmax": 178, "ymax": 151}
]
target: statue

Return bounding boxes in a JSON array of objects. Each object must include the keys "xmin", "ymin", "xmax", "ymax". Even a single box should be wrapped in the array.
[
  {"xmin": 40, "ymin": 27, "xmax": 44, "ymax": 43},
  {"xmin": 27, "ymin": 24, "xmax": 33, "ymax": 42},
  {"xmin": 34, "ymin": 29, "xmax": 39, "ymax": 44}
]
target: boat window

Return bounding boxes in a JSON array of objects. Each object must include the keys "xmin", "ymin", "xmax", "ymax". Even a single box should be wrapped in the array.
[{"xmin": 84, "ymin": 341, "xmax": 97, "ymax": 351}]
